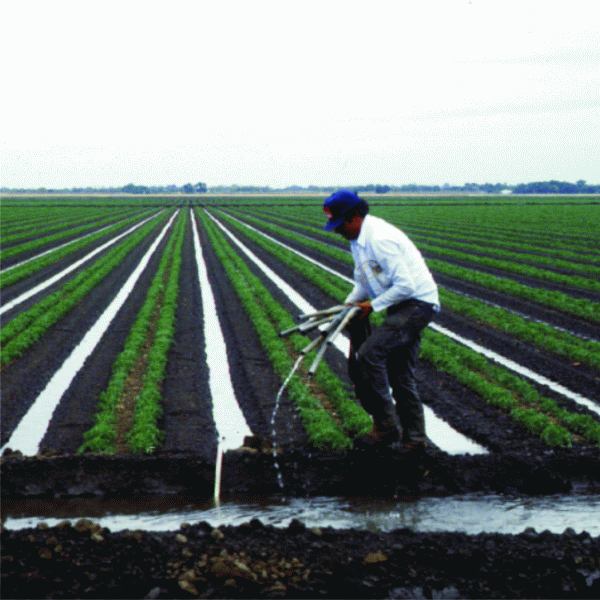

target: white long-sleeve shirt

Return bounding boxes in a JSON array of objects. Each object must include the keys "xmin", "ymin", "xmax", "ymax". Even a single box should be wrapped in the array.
[{"xmin": 344, "ymin": 214, "xmax": 440, "ymax": 313}]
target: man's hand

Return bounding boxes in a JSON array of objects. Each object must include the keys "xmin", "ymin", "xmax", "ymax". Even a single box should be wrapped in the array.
[{"xmin": 352, "ymin": 301, "xmax": 372, "ymax": 319}]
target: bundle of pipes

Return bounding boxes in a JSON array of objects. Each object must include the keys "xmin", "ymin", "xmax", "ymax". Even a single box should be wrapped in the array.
[{"xmin": 279, "ymin": 304, "xmax": 360, "ymax": 376}]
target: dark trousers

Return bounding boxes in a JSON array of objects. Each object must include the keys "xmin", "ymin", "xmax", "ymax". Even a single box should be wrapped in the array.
[{"xmin": 347, "ymin": 299, "xmax": 435, "ymax": 443}]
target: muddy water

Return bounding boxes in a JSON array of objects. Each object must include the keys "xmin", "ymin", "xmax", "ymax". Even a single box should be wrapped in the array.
[{"xmin": 3, "ymin": 492, "xmax": 599, "ymax": 536}]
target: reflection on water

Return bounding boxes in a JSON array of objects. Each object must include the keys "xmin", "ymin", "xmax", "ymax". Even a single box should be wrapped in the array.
[
  {"xmin": 423, "ymin": 406, "xmax": 488, "ymax": 455},
  {"xmin": 3, "ymin": 493, "xmax": 599, "ymax": 535}
]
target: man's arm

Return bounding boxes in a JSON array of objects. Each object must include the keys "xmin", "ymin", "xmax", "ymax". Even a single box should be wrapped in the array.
[{"xmin": 344, "ymin": 282, "xmax": 369, "ymax": 306}]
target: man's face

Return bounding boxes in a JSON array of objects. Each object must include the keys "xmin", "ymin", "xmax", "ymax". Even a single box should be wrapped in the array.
[{"xmin": 334, "ymin": 213, "xmax": 362, "ymax": 240}]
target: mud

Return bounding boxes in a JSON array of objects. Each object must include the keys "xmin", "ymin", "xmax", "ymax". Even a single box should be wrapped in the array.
[
  {"xmin": 3, "ymin": 442, "xmax": 600, "ymax": 598},
  {"xmin": 2, "ymin": 515, "xmax": 599, "ymax": 599}
]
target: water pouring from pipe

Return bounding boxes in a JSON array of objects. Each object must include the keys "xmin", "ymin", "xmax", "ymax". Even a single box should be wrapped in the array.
[
  {"xmin": 273, "ymin": 305, "xmax": 358, "ymax": 489},
  {"xmin": 214, "ymin": 436, "xmax": 225, "ymax": 505}
]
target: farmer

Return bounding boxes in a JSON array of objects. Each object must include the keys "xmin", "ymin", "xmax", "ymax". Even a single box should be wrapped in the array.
[{"xmin": 323, "ymin": 189, "xmax": 440, "ymax": 449}]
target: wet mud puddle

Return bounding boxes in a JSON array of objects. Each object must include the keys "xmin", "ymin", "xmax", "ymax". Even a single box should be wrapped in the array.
[{"xmin": 3, "ymin": 492, "xmax": 599, "ymax": 536}]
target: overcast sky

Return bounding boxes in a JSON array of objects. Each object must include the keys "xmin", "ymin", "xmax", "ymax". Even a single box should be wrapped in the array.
[{"xmin": 2, "ymin": 0, "xmax": 599, "ymax": 189}]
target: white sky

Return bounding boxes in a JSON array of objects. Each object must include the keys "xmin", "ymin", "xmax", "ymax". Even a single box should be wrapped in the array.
[{"xmin": 1, "ymin": 0, "xmax": 599, "ymax": 189}]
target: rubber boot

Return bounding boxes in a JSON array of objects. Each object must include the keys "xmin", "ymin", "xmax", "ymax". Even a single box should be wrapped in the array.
[{"xmin": 356, "ymin": 417, "xmax": 400, "ymax": 446}]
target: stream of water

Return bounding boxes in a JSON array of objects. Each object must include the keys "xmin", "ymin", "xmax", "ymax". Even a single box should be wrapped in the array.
[{"xmin": 3, "ymin": 492, "xmax": 599, "ymax": 536}]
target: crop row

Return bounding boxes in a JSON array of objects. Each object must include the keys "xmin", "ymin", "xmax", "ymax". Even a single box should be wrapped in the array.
[
  {"xmin": 211, "ymin": 209, "xmax": 600, "ymax": 447},
  {"xmin": 1, "ymin": 205, "xmax": 131, "ymax": 235},
  {"xmin": 1, "ymin": 212, "xmax": 170, "ymax": 365},
  {"xmin": 253, "ymin": 200, "xmax": 600, "ymax": 247},
  {"xmin": 2, "ymin": 199, "xmax": 599, "ymax": 456},
  {"xmin": 2, "ymin": 207, "xmax": 372, "ymax": 454},
  {"xmin": 199, "ymin": 209, "xmax": 371, "ymax": 450},
  {"xmin": 0, "ymin": 207, "xmax": 139, "ymax": 250},
  {"xmin": 385, "ymin": 223, "xmax": 600, "ymax": 264},
  {"xmin": 80, "ymin": 211, "xmax": 186, "ymax": 454},
  {"xmin": 0, "ymin": 210, "xmax": 159, "ymax": 289},
  {"xmin": 223, "ymin": 208, "xmax": 600, "ymax": 341},
  {"xmin": 288, "ymin": 208, "xmax": 600, "ymax": 297},
  {"xmin": 248, "ymin": 204, "xmax": 600, "ymax": 270}
]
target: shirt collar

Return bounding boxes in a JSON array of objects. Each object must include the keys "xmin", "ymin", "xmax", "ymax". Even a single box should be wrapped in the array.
[{"xmin": 353, "ymin": 213, "xmax": 370, "ymax": 247}]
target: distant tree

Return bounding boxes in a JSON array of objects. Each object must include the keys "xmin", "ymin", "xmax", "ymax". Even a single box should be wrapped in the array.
[
  {"xmin": 479, "ymin": 183, "xmax": 504, "ymax": 193},
  {"xmin": 122, "ymin": 183, "xmax": 150, "ymax": 194},
  {"xmin": 194, "ymin": 182, "xmax": 207, "ymax": 193},
  {"xmin": 513, "ymin": 180, "xmax": 584, "ymax": 194},
  {"xmin": 375, "ymin": 185, "xmax": 390, "ymax": 194},
  {"xmin": 183, "ymin": 183, "xmax": 194, "ymax": 194}
]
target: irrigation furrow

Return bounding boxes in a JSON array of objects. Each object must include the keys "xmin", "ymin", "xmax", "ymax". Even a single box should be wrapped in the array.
[
  {"xmin": 222, "ymin": 211, "xmax": 599, "ymax": 355},
  {"xmin": 0, "ymin": 208, "xmax": 137, "ymax": 255},
  {"xmin": 0, "ymin": 211, "xmax": 179, "ymax": 456},
  {"xmin": 0, "ymin": 210, "xmax": 153, "ymax": 274},
  {"xmin": 223, "ymin": 209, "xmax": 600, "ymax": 341},
  {"xmin": 213, "ymin": 211, "xmax": 600, "ymax": 427},
  {"xmin": 190, "ymin": 211, "xmax": 310, "ymax": 453},
  {"xmin": 0, "ymin": 207, "xmax": 129, "ymax": 241},
  {"xmin": 78, "ymin": 211, "xmax": 187, "ymax": 454},
  {"xmin": 202, "ymin": 210, "xmax": 369, "ymax": 451},
  {"xmin": 0, "ymin": 211, "xmax": 164, "ymax": 315},
  {"xmin": 284, "ymin": 210, "xmax": 600, "ymax": 303},
  {"xmin": 433, "ymin": 324, "xmax": 599, "ymax": 416},
  {"xmin": 0, "ymin": 213, "xmax": 174, "ymax": 367},
  {"xmin": 206, "ymin": 211, "xmax": 488, "ymax": 455},
  {"xmin": 190, "ymin": 209, "xmax": 252, "ymax": 452},
  {"xmin": 243, "ymin": 206, "xmax": 600, "ymax": 270}
]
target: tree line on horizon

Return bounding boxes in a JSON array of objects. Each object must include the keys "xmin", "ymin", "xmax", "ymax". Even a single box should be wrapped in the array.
[{"xmin": 2, "ymin": 179, "xmax": 598, "ymax": 195}]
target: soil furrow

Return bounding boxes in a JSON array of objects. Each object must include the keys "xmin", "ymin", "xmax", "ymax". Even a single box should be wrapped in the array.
[
  {"xmin": 214, "ymin": 215, "xmax": 600, "ymax": 406},
  {"xmin": 2, "ymin": 201, "xmax": 600, "ymax": 600},
  {"xmin": 37, "ymin": 227, "xmax": 174, "ymax": 454},
  {"xmin": 158, "ymin": 218, "xmax": 217, "ymax": 460},
  {"xmin": 433, "ymin": 309, "xmax": 600, "ymax": 406},
  {"xmin": 205, "ymin": 218, "xmax": 543, "ymax": 455},
  {"xmin": 0, "ymin": 219, "xmax": 171, "ymax": 451},
  {"xmin": 0, "ymin": 213, "xmax": 125, "ymax": 253},
  {"xmin": 223, "ymin": 212, "xmax": 600, "ymax": 333},
  {"xmin": 0, "ymin": 213, "xmax": 163, "ymax": 315},
  {"xmin": 194, "ymin": 214, "xmax": 307, "ymax": 448}
]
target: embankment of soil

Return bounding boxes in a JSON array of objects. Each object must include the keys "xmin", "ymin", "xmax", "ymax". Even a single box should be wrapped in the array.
[
  {"xmin": 2, "ymin": 509, "xmax": 599, "ymax": 599},
  {"xmin": 2, "ymin": 442, "xmax": 600, "ymax": 500}
]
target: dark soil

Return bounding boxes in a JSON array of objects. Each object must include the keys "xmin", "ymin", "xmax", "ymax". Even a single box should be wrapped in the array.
[
  {"xmin": 2, "ymin": 516, "xmax": 600, "ymax": 599},
  {"xmin": 2, "ymin": 207, "xmax": 600, "ymax": 598}
]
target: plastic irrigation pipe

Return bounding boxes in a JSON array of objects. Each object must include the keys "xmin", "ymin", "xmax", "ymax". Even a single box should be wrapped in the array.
[
  {"xmin": 279, "ymin": 313, "xmax": 337, "ymax": 337},
  {"xmin": 297, "ymin": 304, "xmax": 347, "ymax": 321},
  {"xmin": 307, "ymin": 338, "xmax": 330, "ymax": 376},
  {"xmin": 307, "ymin": 305, "xmax": 358, "ymax": 376},
  {"xmin": 301, "ymin": 333, "xmax": 326, "ymax": 354},
  {"xmin": 322, "ymin": 305, "xmax": 356, "ymax": 344},
  {"xmin": 278, "ymin": 304, "xmax": 357, "ymax": 378},
  {"xmin": 297, "ymin": 314, "xmax": 337, "ymax": 334},
  {"xmin": 327, "ymin": 306, "xmax": 360, "ymax": 345}
]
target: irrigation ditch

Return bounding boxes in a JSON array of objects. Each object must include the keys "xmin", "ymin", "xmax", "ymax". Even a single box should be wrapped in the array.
[{"xmin": 1, "ymin": 203, "xmax": 600, "ymax": 599}]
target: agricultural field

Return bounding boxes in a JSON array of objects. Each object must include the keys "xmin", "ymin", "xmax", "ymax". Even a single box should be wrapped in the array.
[{"xmin": 1, "ymin": 195, "xmax": 600, "ymax": 598}]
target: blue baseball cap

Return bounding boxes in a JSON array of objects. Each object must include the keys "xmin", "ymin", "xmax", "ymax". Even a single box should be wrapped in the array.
[{"xmin": 323, "ymin": 189, "xmax": 361, "ymax": 231}]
